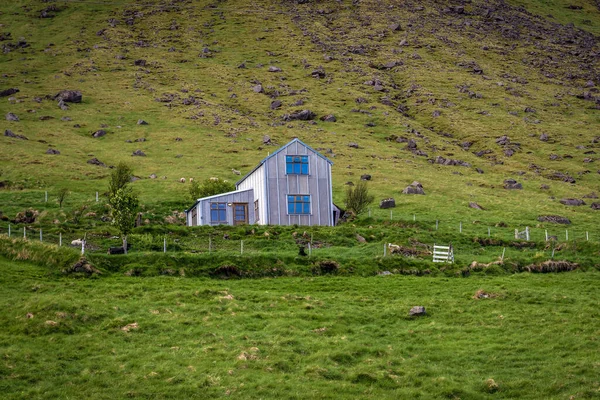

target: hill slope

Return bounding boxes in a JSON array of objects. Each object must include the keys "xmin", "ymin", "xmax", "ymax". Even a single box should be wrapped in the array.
[{"xmin": 1, "ymin": 0, "xmax": 599, "ymax": 228}]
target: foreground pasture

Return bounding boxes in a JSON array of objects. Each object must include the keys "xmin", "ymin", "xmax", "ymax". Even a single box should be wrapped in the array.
[{"xmin": 0, "ymin": 257, "xmax": 598, "ymax": 399}]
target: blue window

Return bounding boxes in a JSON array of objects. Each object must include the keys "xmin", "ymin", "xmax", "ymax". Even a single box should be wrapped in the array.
[
  {"xmin": 288, "ymin": 195, "xmax": 311, "ymax": 214},
  {"xmin": 286, "ymin": 155, "xmax": 309, "ymax": 175},
  {"xmin": 210, "ymin": 202, "xmax": 227, "ymax": 224}
]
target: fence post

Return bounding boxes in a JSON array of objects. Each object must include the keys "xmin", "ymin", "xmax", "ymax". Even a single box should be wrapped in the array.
[
  {"xmin": 96, "ymin": 192, "xmax": 99, "ymax": 202},
  {"xmin": 390, "ymin": 210, "xmax": 393, "ymax": 221},
  {"xmin": 545, "ymin": 230, "xmax": 548, "ymax": 241},
  {"xmin": 586, "ymin": 231, "xmax": 589, "ymax": 241},
  {"xmin": 566, "ymin": 230, "xmax": 568, "ymax": 241},
  {"xmin": 241, "ymin": 240, "xmax": 244, "ymax": 255},
  {"xmin": 436, "ymin": 220, "xmax": 438, "ymax": 230},
  {"xmin": 413, "ymin": 214, "xmax": 416, "ymax": 221},
  {"xmin": 383, "ymin": 243, "xmax": 387, "ymax": 257},
  {"xmin": 209, "ymin": 237, "xmax": 212, "ymax": 253},
  {"xmin": 45, "ymin": 191, "xmax": 48, "ymax": 203},
  {"xmin": 488, "ymin": 227, "xmax": 491, "ymax": 237},
  {"xmin": 40, "ymin": 229, "xmax": 42, "ymax": 242},
  {"xmin": 59, "ymin": 232, "xmax": 62, "ymax": 247},
  {"xmin": 8, "ymin": 224, "xmax": 10, "ymax": 237},
  {"xmin": 163, "ymin": 237, "xmax": 166, "ymax": 253},
  {"xmin": 551, "ymin": 248, "xmax": 555, "ymax": 259},
  {"xmin": 23, "ymin": 227, "xmax": 26, "ymax": 239},
  {"xmin": 459, "ymin": 222, "xmax": 462, "ymax": 233},
  {"xmin": 501, "ymin": 247, "xmax": 506, "ymax": 262},
  {"xmin": 526, "ymin": 226, "xmax": 529, "ymax": 241},
  {"xmin": 368, "ymin": 208, "xmax": 371, "ymax": 218},
  {"xmin": 81, "ymin": 240, "xmax": 85, "ymax": 255},
  {"xmin": 308, "ymin": 242, "xmax": 312, "ymax": 256},
  {"xmin": 514, "ymin": 229, "xmax": 518, "ymax": 239}
]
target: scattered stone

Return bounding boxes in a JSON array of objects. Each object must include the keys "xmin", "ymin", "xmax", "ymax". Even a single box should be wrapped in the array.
[
  {"xmin": 356, "ymin": 234, "xmax": 367, "ymax": 243},
  {"xmin": 132, "ymin": 150, "xmax": 146, "ymax": 157},
  {"xmin": 262, "ymin": 135, "xmax": 272, "ymax": 145},
  {"xmin": 149, "ymin": 174, "xmax": 157, "ymax": 179},
  {"xmin": 282, "ymin": 109, "xmax": 316, "ymax": 121},
  {"xmin": 409, "ymin": 306, "xmax": 426, "ymax": 317},
  {"xmin": 539, "ymin": 133, "xmax": 549, "ymax": 142},
  {"xmin": 583, "ymin": 192, "xmax": 598, "ymax": 199},
  {"xmin": 389, "ymin": 22, "xmax": 402, "ymax": 31},
  {"xmin": 496, "ymin": 135, "xmax": 510, "ymax": 146},
  {"xmin": 560, "ymin": 198, "xmax": 585, "ymax": 206},
  {"xmin": 134, "ymin": 138, "xmax": 146, "ymax": 142},
  {"xmin": 469, "ymin": 202, "xmax": 484, "ymax": 210},
  {"xmin": 6, "ymin": 112, "xmax": 19, "ymax": 121},
  {"xmin": 87, "ymin": 158, "xmax": 106, "ymax": 167},
  {"xmin": 431, "ymin": 156, "xmax": 471, "ymax": 167},
  {"xmin": 137, "ymin": 119, "xmax": 148, "ymax": 125},
  {"xmin": 175, "ymin": 137, "xmax": 182, "ymax": 142},
  {"xmin": 91, "ymin": 129, "xmax": 107, "ymax": 138},
  {"xmin": 537, "ymin": 215, "xmax": 571, "ymax": 224},
  {"xmin": 548, "ymin": 172, "xmax": 575, "ymax": 183},
  {"xmin": 476, "ymin": 168, "xmax": 484, "ymax": 174},
  {"xmin": 432, "ymin": 110, "xmax": 442, "ymax": 117},
  {"xmin": 270, "ymin": 100, "xmax": 282, "ymax": 110},
  {"xmin": 252, "ymin": 84, "xmax": 263, "ymax": 93},
  {"xmin": 348, "ymin": 142, "xmax": 359, "ymax": 149},
  {"xmin": 0, "ymin": 88, "xmax": 19, "ymax": 97},
  {"xmin": 13, "ymin": 208, "xmax": 39, "ymax": 224},
  {"xmin": 591, "ymin": 203, "xmax": 600, "ymax": 210},
  {"xmin": 320, "ymin": 114, "xmax": 336, "ymax": 122},
  {"xmin": 524, "ymin": 107, "xmax": 536, "ymax": 113},
  {"xmin": 268, "ymin": 66, "xmax": 281, "ymax": 72},
  {"xmin": 379, "ymin": 198, "xmax": 395, "ymax": 209},
  {"xmin": 311, "ymin": 69, "xmax": 326, "ymax": 79},
  {"xmin": 237, "ymin": 62, "xmax": 246, "ymax": 69},
  {"xmin": 4, "ymin": 129, "xmax": 27, "ymax": 140},
  {"xmin": 46, "ymin": 148, "xmax": 60, "ymax": 155},
  {"xmin": 134, "ymin": 59, "xmax": 146, "ymax": 66},
  {"xmin": 360, "ymin": 174, "xmax": 371, "ymax": 181},
  {"xmin": 540, "ymin": 184, "xmax": 550, "ymax": 190},
  {"xmin": 54, "ymin": 90, "xmax": 82, "ymax": 103},
  {"xmin": 402, "ymin": 181, "xmax": 425, "ymax": 195},
  {"xmin": 503, "ymin": 179, "xmax": 522, "ymax": 190}
]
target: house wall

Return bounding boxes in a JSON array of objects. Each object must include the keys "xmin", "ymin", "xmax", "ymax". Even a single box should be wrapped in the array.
[
  {"xmin": 236, "ymin": 164, "xmax": 267, "ymax": 224},
  {"xmin": 264, "ymin": 140, "xmax": 333, "ymax": 226},
  {"xmin": 195, "ymin": 189, "xmax": 254, "ymax": 226}
]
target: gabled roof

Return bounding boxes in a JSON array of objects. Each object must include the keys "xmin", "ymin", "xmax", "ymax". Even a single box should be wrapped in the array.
[
  {"xmin": 236, "ymin": 138, "xmax": 333, "ymax": 187},
  {"xmin": 184, "ymin": 188, "xmax": 254, "ymax": 213}
]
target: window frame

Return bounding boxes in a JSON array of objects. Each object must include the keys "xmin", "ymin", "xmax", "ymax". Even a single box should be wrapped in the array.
[
  {"xmin": 285, "ymin": 155, "xmax": 309, "ymax": 175},
  {"xmin": 287, "ymin": 194, "xmax": 311, "ymax": 215},
  {"xmin": 210, "ymin": 202, "xmax": 227, "ymax": 224}
]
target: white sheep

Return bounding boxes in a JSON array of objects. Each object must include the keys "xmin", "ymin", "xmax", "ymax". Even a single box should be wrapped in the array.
[{"xmin": 179, "ymin": 177, "xmax": 186, "ymax": 183}]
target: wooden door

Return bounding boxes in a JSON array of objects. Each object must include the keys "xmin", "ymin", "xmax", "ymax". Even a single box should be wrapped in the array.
[{"xmin": 233, "ymin": 203, "xmax": 248, "ymax": 225}]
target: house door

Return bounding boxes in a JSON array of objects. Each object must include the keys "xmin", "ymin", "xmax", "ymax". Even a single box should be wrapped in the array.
[{"xmin": 233, "ymin": 203, "xmax": 248, "ymax": 225}]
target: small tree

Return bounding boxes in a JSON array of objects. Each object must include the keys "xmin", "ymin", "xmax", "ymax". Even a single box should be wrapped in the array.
[
  {"xmin": 57, "ymin": 188, "xmax": 69, "ymax": 208},
  {"xmin": 344, "ymin": 181, "xmax": 374, "ymax": 216},
  {"xmin": 109, "ymin": 187, "xmax": 139, "ymax": 254},
  {"xmin": 189, "ymin": 177, "xmax": 235, "ymax": 202},
  {"xmin": 108, "ymin": 162, "xmax": 133, "ymax": 199}
]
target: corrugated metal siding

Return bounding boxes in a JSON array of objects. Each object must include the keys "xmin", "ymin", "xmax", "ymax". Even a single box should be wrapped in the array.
[
  {"xmin": 196, "ymin": 189, "xmax": 255, "ymax": 226},
  {"xmin": 237, "ymin": 164, "xmax": 266, "ymax": 224},
  {"xmin": 265, "ymin": 142, "xmax": 332, "ymax": 226}
]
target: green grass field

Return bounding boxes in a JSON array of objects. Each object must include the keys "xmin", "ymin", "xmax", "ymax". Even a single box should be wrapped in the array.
[{"xmin": 0, "ymin": 257, "xmax": 598, "ymax": 399}]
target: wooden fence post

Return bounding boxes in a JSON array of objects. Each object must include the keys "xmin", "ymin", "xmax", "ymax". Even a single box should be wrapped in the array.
[
  {"xmin": 383, "ymin": 243, "xmax": 387, "ymax": 257},
  {"xmin": 436, "ymin": 220, "xmax": 438, "ymax": 230},
  {"xmin": 459, "ymin": 222, "xmax": 462, "ymax": 233},
  {"xmin": 23, "ymin": 227, "xmax": 26, "ymax": 239},
  {"xmin": 40, "ymin": 229, "xmax": 42, "ymax": 242},
  {"xmin": 8, "ymin": 224, "xmax": 10, "ymax": 237},
  {"xmin": 59, "ymin": 232, "xmax": 62, "ymax": 247},
  {"xmin": 163, "ymin": 237, "xmax": 166, "ymax": 253}
]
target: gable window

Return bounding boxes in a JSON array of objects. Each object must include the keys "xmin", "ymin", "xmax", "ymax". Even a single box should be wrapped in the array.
[
  {"xmin": 286, "ymin": 155, "xmax": 309, "ymax": 175},
  {"xmin": 288, "ymin": 195, "xmax": 310, "ymax": 214},
  {"xmin": 210, "ymin": 202, "xmax": 227, "ymax": 224}
]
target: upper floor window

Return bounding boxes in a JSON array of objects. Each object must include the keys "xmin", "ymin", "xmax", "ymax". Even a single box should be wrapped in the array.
[
  {"xmin": 210, "ymin": 202, "xmax": 227, "ymax": 224},
  {"xmin": 288, "ymin": 195, "xmax": 310, "ymax": 214},
  {"xmin": 286, "ymin": 155, "xmax": 309, "ymax": 175}
]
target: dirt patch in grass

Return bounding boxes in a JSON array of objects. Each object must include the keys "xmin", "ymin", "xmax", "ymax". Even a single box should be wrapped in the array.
[{"xmin": 523, "ymin": 260, "xmax": 578, "ymax": 273}]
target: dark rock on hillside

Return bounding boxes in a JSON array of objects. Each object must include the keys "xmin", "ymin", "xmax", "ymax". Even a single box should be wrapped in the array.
[
  {"xmin": 360, "ymin": 174, "xmax": 371, "ymax": 181},
  {"xmin": 132, "ymin": 150, "xmax": 146, "ymax": 157},
  {"xmin": 538, "ymin": 215, "xmax": 571, "ymax": 224},
  {"xmin": 87, "ymin": 158, "xmax": 106, "ymax": 167},
  {"xmin": 591, "ymin": 203, "xmax": 600, "ymax": 210},
  {"xmin": 54, "ymin": 90, "xmax": 82, "ymax": 103},
  {"xmin": 57, "ymin": 100, "xmax": 68, "ymax": 111},
  {"xmin": 92, "ymin": 129, "xmax": 107, "ymax": 138},
  {"xmin": 252, "ymin": 84, "xmax": 263, "ymax": 93},
  {"xmin": 583, "ymin": 192, "xmax": 598, "ymax": 199},
  {"xmin": 560, "ymin": 198, "xmax": 585, "ymax": 206},
  {"xmin": 389, "ymin": 22, "xmax": 402, "ymax": 31},
  {"xmin": 4, "ymin": 129, "xmax": 27, "ymax": 140},
  {"xmin": 548, "ymin": 172, "xmax": 575, "ymax": 183},
  {"xmin": 379, "ymin": 198, "xmax": 395, "ymax": 209},
  {"xmin": 283, "ymin": 110, "xmax": 316, "ymax": 121},
  {"xmin": 402, "ymin": 181, "xmax": 425, "ymax": 195},
  {"xmin": 311, "ymin": 69, "xmax": 326, "ymax": 79},
  {"xmin": 262, "ymin": 135, "xmax": 272, "ymax": 145},
  {"xmin": 268, "ymin": 66, "xmax": 282, "ymax": 72},
  {"xmin": 503, "ymin": 179, "xmax": 522, "ymax": 190},
  {"xmin": 476, "ymin": 168, "xmax": 484, "ymax": 174},
  {"xmin": 6, "ymin": 113, "xmax": 19, "ymax": 121},
  {"xmin": 137, "ymin": 119, "xmax": 148, "ymax": 125},
  {"xmin": 474, "ymin": 149, "xmax": 492, "ymax": 157},
  {"xmin": 0, "ymin": 88, "xmax": 19, "ymax": 97},
  {"xmin": 540, "ymin": 184, "xmax": 550, "ymax": 190},
  {"xmin": 46, "ymin": 148, "xmax": 60, "ymax": 155},
  {"xmin": 270, "ymin": 100, "xmax": 282, "ymax": 110},
  {"xmin": 134, "ymin": 138, "xmax": 146, "ymax": 142},
  {"xmin": 134, "ymin": 59, "xmax": 146, "ymax": 66},
  {"xmin": 13, "ymin": 209, "xmax": 39, "ymax": 224},
  {"xmin": 320, "ymin": 114, "xmax": 336, "ymax": 122},
  {"xmin": 149, "ymin": 174, "xmax": 157, "ymax": 179},
  {"xmin": 496, "ymin": 135, "xmax": 510, "ymax": 146},
  {"xmin": 348, "ymin": 142, "xmax": 359, "ymax": 149},
  {"xmin": 469, "ymin": 202, "xmax": 484, "ymax": 210},
  {"xmin": 539, "ymin": 133, "xmax": 549, "ymax": 142},
  {"xmin": 431, "ymin": 156, "xmax": 470, "ymax": 167}
]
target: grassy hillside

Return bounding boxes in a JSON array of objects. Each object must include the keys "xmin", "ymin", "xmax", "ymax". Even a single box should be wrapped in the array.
[
  {"xmin": 1, "ymin": 257, "xmax": 598, "ymax": 399},
  {"xmin": 0, "ymin": 0, "xmax": 599, "ymax": 232}
]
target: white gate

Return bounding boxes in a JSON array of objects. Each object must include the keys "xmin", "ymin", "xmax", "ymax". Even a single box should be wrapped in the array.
[{"xmin": 433, "ymin": 244, "xmax": 454, "ymax": 263}]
